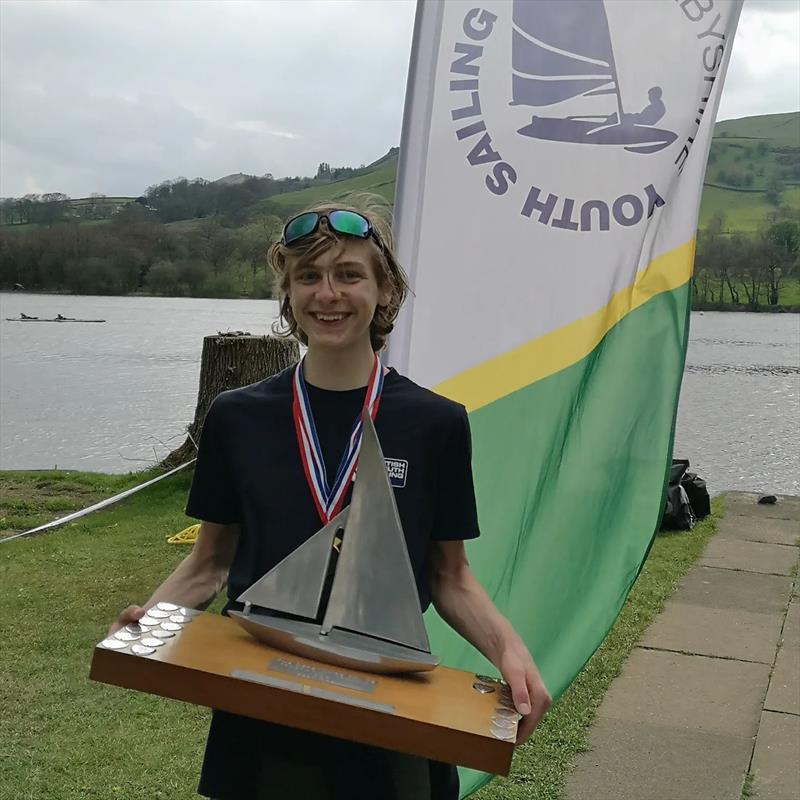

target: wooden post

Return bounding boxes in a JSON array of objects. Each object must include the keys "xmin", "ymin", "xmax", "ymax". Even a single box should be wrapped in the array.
[{"xmin": 162, "ymin": 334, "xmax": 299, "ymax": 468}]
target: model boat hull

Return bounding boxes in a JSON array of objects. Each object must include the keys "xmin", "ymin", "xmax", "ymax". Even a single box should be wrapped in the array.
[{"xmin": 230, "ymin": 611, "xmax": 439, "ymax": 674}]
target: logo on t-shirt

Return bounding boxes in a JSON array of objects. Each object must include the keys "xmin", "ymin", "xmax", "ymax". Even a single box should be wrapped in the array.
[{"xmin": 385, "ymin": 458, "xmax": 408, "ymax": 488}]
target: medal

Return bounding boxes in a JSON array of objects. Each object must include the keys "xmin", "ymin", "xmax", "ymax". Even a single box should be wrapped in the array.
[{"xmin": 292, "ymin": 354, "xmax": 384, "ymax": 524}]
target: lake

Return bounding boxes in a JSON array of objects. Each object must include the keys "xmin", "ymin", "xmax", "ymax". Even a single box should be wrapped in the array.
[{"xmin": 1, "ymin": 293, "xmax": 798, "ymax": 495}]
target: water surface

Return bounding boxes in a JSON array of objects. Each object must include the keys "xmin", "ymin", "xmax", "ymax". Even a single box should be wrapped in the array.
[{"xmin": 1, "ymin": 295, "xmax": 797, "ymax": 495}]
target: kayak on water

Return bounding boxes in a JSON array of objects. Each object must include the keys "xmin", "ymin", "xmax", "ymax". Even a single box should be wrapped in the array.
[{"xmin": 6, "ymin": 314, "xmax": 106, "ymax": 323}]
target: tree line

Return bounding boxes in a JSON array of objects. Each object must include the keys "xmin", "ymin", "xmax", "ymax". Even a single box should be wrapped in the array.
[
  {"xmin": 0, "ymin": 205, "xmax": 283, "ymax": 298},
  {"xmin": 0, "ymin": 157, "xmax": 382, "ymax": 229},
  {"xmin": 693, "ymin": 214, "xmax": 800, "ymax": 310}
]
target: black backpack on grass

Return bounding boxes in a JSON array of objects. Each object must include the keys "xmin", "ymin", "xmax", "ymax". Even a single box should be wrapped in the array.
[{"xmin": 660, "ymin": 459, "xmax": 710, "ymax": 530}]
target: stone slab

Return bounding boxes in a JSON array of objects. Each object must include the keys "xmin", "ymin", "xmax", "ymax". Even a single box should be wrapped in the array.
[
  {"xmin": 672, "ymin": 566, "xmax": 792, "ymax": 614},
  {"xmin": 783, "ymin": 599, "xmax": 800, "ymax": 650},
  {"xmin": 725, "ymin": 492, "xmax": 800, "ymax": 521},
  {"xmin": 597, "ymin": 649, "xmax": 769, "ymax": 738},
  {"xmin": 641, "ymin": 603, "xmax": 782, "ymax": 663},
  {"xmin": 717, "ymin": 514, "xmax": 800, "ymax": 547},
  {"xmin": 564, "ymin": 717, "xmax": 751, "ymax": 800},
  {"xmin": 751, "ymin": 710, "xmax": 800, "ymax": 800},
  {"xmin": 699, "ymin": 537, "xmax": 798, "ymax": 576},
  {"xmin": 765, "ymin": 646, "xmax": 800, "ymax": 715}
]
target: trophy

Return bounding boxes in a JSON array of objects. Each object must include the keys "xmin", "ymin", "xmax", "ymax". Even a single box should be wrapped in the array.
[
  {"xmin": 90, "ymin": 414, "xmax": 517, "ymax": 774},
  {"xmin": 230, "ymin": 413, "xmax": 437, "ymax": 673}
]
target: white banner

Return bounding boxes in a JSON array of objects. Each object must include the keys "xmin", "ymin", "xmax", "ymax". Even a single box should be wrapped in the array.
[{"xmin": 390, "ymin": 0, "xmax": 743, "ymax": 390}]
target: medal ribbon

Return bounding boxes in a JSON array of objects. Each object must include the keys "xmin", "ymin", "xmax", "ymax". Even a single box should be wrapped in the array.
[{"xmin": 292, "ymin": 354, "xmax": 384, "ymax": 524}]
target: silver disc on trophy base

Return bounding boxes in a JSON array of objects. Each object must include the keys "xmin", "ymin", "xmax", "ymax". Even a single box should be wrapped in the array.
[
  {"xmin": 100, "ymin": 638, "xmax": 128, "ymax": 650},
  {"xmin": 140, "ymin": 637, "xmax": 165, "ymax": 648},
  {"xmin": 496, "ymin": 693, "xmax": 516, "ymax": 710},
  {"xmin": 494, "ymin": 706, "xmax": 522, "ymax": 721},
  {"xmin": 169, "ymin": 614, "xmax": 190, "ymax": 624},
  {"xmin": 473, "ymin": 682, "xmax": 496, "ymax": 694},
  {"xmin": 147, "ymin": 608, "xmax": 171, "ymax": 619},
  {"xmin": 114, "ymin": 630, "xmax": 140, "ymax": 642},
  {"xmin": 160, "ymin": 621, "xmax": 182, "ymax": 632},
  {"xmin": 156, "ymin": 602, "xmax": 179, "ymax": 612},
  {"xmin": 490, "ymin": 722, "xmax": 516, "ymax": 740},
  {"xmin": 490, "ymin": 714, "xmax": 517, "ymax": 729},
  {"xmin": 475, "ymin": 674, "xmax": 506, "ymax": 686},
  {"xmin": 131, "ymin": 644, "xmax": 155, "ymax": 656},
  {"xmin": 125, "ymin": 623, "xmax": 144, "ymax": 634},
  {"xmin": 151, "ymin": 629, "xmax": 175, "ymax": 639},
  {"xmin": 139, "ymin": 616, "xmax": 160, "ymax": 627}
]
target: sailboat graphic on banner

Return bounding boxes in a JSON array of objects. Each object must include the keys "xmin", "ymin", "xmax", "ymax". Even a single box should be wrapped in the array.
[
  {"xmin": 230, "ymin": 413, "xmax": 439, "ymax": 674},
  {"xmin": 512, "ymin": 0, "xmax": 677, "ymax": 155}
]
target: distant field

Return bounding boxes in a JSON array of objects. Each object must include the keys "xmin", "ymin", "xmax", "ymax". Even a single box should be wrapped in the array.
[
  {"xmin": 164, "ymin": 217, "xmax": 214, "ymax": 232},
  {"xmin": 698, "ymin": 185, "xmax": 800, "ymax": 231},
  {"xmin": 1, "ymin": 218, "xmax": 113, "ymax": 233},
  {"xmin": 257, "ymin": 162, "xmax": 397, "ymax": 213},
  {"xmin": 714, "ymin": 112, "xmax": 799, "ymax": 146}
]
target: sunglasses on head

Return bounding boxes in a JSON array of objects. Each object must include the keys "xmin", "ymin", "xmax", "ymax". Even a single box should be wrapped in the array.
[{"xmin": 282, "ymin": 209, "xmax": 381, "ymax": 247}]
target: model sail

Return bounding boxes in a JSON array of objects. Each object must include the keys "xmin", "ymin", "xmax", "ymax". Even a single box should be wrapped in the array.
[
  {"xmin": 237, "ymin": 507, "xmax": 348, "ymax": 620},
  {"xmin": 321, "ymin": 414, "xmax": 431, "ymax": 652},
  {"xmin": 511, "ymin": 0, "xmax": 620, "ymax": 113},
  {"xmin": 232, "ymin": 412, "xmax": 435, "ymax": 672}
]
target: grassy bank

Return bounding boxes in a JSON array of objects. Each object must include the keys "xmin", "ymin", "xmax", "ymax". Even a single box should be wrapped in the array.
[{"xmin": 0, "ymin": 470, "xmax": 719, "ymax": 800}]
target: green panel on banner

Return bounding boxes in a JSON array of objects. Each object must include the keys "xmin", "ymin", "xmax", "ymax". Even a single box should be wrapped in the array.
[{"xmin": 421, "ymin": 282, "xmax": 691, "ymax": 797}]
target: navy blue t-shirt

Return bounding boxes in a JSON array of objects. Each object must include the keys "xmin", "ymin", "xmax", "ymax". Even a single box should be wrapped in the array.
[
  {"xmin": 187, "ymin": 365, "xmax": 480, "ymax": 612},
  {"xmin": 185, "ymin": 365, "xmax": 480, "ymax": 798}
]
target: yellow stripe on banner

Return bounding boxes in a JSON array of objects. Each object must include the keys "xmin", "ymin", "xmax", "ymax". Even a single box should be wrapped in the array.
[{"xmin": 434, "ymin": 238, "xmax": 696, "ymax": 412}]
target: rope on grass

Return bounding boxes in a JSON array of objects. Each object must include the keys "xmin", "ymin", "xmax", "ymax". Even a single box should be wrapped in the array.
[
  {"xmin": 0, "ymin": 459, "xmax": 196, "ymax": 544},
  {"xmin": 167, "ymin": 523, "xmax": 200, "ymax": 545}
]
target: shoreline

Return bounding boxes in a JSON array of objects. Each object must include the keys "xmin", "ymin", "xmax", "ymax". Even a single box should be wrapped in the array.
[{"xmin": 3, "ymin": 289, "xmax": 797, "ymax": 312}]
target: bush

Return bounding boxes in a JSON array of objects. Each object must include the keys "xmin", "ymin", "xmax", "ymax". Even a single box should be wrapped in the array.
[
  {"xmin": 198, "ymin": 272, "xmax": 240, "ymax": 298},
  {"xmin": 145, "ymin": 260, "xmax": 180, "ymax": 295}
]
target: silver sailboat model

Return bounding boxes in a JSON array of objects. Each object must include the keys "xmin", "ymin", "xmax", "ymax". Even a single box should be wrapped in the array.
[{"xmin": 230, "ymin": 413, "xmax": 439, "ymax": 674}]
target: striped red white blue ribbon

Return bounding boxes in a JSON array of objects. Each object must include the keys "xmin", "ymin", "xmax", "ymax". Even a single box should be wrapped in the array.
[{"xmin": 292, "ymin": 354, "xmax": 384, "ymax": 524}]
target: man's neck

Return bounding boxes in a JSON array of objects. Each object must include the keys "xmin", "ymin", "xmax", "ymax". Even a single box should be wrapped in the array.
[{"xmin": 302, "ymin": 343, "xmax": 377, "ymax": 390}]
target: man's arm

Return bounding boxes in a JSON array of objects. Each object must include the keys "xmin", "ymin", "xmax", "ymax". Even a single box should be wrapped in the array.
[
  {"xmin": 109, "ymin": 521, "xmax": 240, "ymax": 634},
  {"xmin": 428, "ymin": 539, "xmax": 551, "ymax": 743}
]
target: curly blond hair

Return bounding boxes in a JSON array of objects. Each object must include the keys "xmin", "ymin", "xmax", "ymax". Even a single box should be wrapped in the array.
[{"xmin": 267, "ymin": 195, "xmax": 410, "ymax": 352}]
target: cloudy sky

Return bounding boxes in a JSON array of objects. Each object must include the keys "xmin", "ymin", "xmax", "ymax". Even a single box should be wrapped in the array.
[{"xmin": 1, "ymin": 0, "xmax": 797, "ymax": 199}]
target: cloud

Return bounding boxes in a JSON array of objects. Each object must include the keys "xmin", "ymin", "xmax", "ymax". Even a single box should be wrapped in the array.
[
  {"xmin": 717, "ymin": 2, "xmax": 800, "ymax": 120},
  {"xmin": 0, "ymin": 0, "xmax": 797, "ymax": 198},
  {"xmin": 0, "ymin": 0, "xmax": 415, "ymax": 196}
]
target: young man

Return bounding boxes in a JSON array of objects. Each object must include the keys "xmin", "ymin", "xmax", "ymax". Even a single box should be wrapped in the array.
[{"xmin": 111, "ymin": 202, "xmax": 550, "ymax": 799}]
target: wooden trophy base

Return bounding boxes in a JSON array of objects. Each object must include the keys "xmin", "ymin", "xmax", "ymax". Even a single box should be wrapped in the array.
[{"xmin": 90, "ymin": 608, "xmax": 516, "ymax": 775}]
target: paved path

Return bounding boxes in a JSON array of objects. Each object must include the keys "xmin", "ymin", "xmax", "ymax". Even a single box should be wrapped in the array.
[{"xmin": 565, "ymin": 492, "xmax": 800, "ymax": 800}]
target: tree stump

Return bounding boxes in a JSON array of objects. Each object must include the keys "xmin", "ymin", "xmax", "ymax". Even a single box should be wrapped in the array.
[{"xmin": 161, "ymin": 334, "xmax": 299, "ymax": 468}]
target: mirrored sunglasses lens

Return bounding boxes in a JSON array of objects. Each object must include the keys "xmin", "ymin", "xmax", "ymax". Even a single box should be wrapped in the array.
[
  {"xmin": 284, "ymin": 213, "xmax": 319, "ymax": 243},
  {"xmin": 328, "ymin": 210, "xmax": 369, "ymax": 238}
]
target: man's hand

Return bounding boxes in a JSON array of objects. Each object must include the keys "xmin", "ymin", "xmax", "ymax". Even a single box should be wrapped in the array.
[
  {"xmin": 427, "ymin": 540, "xmax": 552, "ymax": 744},
  {"xmin": 497, "ymin": 638, "xmax": 551, "ymax": 744},
  {"xmin": 103, "ymin": 521, "xmax": 240, "ymax": 639},
  {"xmin": 107, "ymin": 605, "xmax": 146, "ymax": 637}
]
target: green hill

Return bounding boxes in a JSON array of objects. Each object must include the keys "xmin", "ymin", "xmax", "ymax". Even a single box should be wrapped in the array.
[
  {"xmin": 259, "ymin": 113, "xmax": 798, "ymax": 234},
  {"xmin": 250, "ymin": 160, "xmax": 397, "ymax": 217},
  {"xmin": 698, "ymin": 112, "xmax": 799, "ymax": 229},
  {"xmin": 3, "ymin": 115, "xmax": 795, "ymax": 235}
]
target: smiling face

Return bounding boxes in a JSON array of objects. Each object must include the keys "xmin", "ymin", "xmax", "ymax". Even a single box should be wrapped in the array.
[{"xmin": 287, "ymin": 237, "xmax": 390, "ymax": 355}]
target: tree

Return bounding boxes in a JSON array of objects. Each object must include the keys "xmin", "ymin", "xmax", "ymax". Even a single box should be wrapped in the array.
[
  {"xmin": 765, "ymin": 174, "xmax": 784, "ymax": 206},
  {"xmin": 763, "ymin": 220, "xmax": 800, "ymax": 305},
  {"xmin": 729, "ymin": 234, "xmax": 764, "ymax": 310},
  {"xmin": 145, "ymin": 260, "xmax": 180, "ymax": 295},
  {"xmin": 175, "ymin": 258, "xmax": 212, "ymax": 296},
  {"xmin": 236, "ymin": 214, "xmax": 281, "ymax": 287}
]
